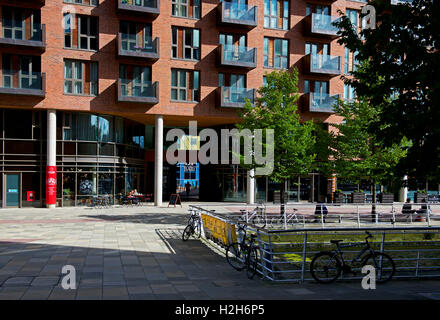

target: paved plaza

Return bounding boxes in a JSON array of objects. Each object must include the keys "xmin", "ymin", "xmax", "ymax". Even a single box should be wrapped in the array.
[{"xmin": 0, "ymin": 203, "xmax": 438, "ymax": 300}]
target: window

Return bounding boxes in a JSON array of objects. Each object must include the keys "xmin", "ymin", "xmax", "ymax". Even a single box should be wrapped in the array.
[
  {"xmin": 344, "ymin": 84, "xmax": 356, "ymax": 100},
  {"xmin": 120, "ymin": 21, "xmax": 152, "ymax": 51},
  {"xmin": 304, "ymin": 80, "xmax": 328, "ymax": 95},
  {"xmin": 2, "ymin": 7, "xmax": 41, "ymax": 41},
  {"xmin": 305, "ymin": 42, "xmax": 329, "ymax": 56},
  {"xmin": 218, "ymin": 73, "xmax": 245, "ymax": 88},
  {"xmin": 64, "ymin": 60, "xmax": 98, "ymax": 95},
  {"xmin": 64, "ymin": 0, "xmax": 98, "ymax": 5},
  {"xmin": 119, "ymin": 65, "xmax": 153, "ymax": 97},
  {"xmin": 264, "ymin": 0, "xmax": 289, "ymax": 30},
  {"xmin": 2, "ymin": 7, "xmax": 24, "ymax": 40},
  {"xmin": 346, "ymin": 9, "xmax": 362, "ymax": 33},
  {"xmin": 2, "ymin": 54, "xmax": 41, "ymax": 90},
  {"xmin": 306, "ymin": 4, "xmax": 330, "ymax": 16},
  {"xmin": 264, "ymin": 38, "xmax": 288, "ymax": 69},
  {"xmin": 20, "ymin": 56, "xmax": 41, "ymax": 90},
  {"xmin": 171, "ymin": 69, "xmax": 200, "ymax": 102},
  {"xmin": 172, "ymin": 27, "xmax": 200, "ymax": 60},
  {"xmin": 172, "ymin": 0, "xmax": 200, "ymax": 19},
  {"xmin": 344, "ymin": 47, "xmax": 358, "ymax": 74},
  {"xmin": 64, "ymin": 14, "xmax": 98, "ymax": 50}
]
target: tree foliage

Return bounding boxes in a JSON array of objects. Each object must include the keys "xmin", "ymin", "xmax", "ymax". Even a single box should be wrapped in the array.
[
  {"xmin": 333, "ymin": 0, "xmax": 440, "ymax": 183},
  {"xmin": 236, "ymin": 69, "xmax": 316, "ymax": 198},
  {"xmin": 327, "ymin": 98, "xmax": 412, "ymax": 194}
]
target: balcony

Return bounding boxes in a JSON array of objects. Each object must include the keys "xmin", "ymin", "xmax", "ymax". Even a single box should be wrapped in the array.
[
  {"xmin": 117, "ymin": 34, "xmax": 159, "ymax": 61},
  {"xmin": 304, "ymin": 13, "xmax": 340, "ymax": 38},
  {"xmin": 117, "ymin": 0, "xmax": 160, "ymax": 18},
  {"xmin": 304, "ymin": 92, "xmax": 339, "ymax": 113},
  {"xmin": 117, "ymin": 79, "xmax": 159, "ymax": 104},
  {"xmin": 0, "ymin": 23, "xmax": 46, "ymax": 51},
  {"xmin": 217, "ymin": 1, "xmax": 257, "ymax": 29},
  {"xmin": 304, "ymin": 54, "xmax": 341, "ymax": 76},
  {"xmin": 0, "ymin": 72, "xmax": 45, "ymax": 97},
  {"xmin": 217, "ymin": 44, "xmax": 257, "ymax": 69},
  {"xmin": 217, "ymin": 86, "xmax": 255, "ymax": 108}
]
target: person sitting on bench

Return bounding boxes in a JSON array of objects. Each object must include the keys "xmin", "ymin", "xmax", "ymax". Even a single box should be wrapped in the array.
[
  {"xmin": 314, "ymin": 201, "xmax": 328, "ymax": 223},
  {"xmin": 402, "ymin": 198, "xmax": 416, "ymax": 215},
  {"xmin": 416, "ymin": 198, "xmax": 430, "ymax": 215}
]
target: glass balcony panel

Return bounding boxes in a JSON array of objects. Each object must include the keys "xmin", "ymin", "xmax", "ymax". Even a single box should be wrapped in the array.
[
  {"xmin": 0, "ymin": 71, "xmax": 43, "ymax": 90},
  {"xmin": 222, "ymin": 86, "xmax": 254, "ymax": 104},
  {"xmin": 311, "ymin": 13, "xmax": 340, "ymax": 34},
  {"xmin": 120, "ymin": 34, "xmax": 156, "ymax": 53},
  {"xmin": 1, "ymin": 21, "xmax": 42, "ymax": 41},
  {"xmin": 223, "ymin": 1, "xmax": 256, "ymax": 22},
  {"xmin": 311, "ymin": 93, "xmax": 339, "ymax": 111},
  {"xmin": 223, "ymin": 45, "xmax": 255, "ymax": 64},
  {"xmin": 311, "ymin": 54, "xmax": 340, "ymax": 73},
  {"xmin": 120, "ymin": 79, "xmax": 156, "ymax": 98}
]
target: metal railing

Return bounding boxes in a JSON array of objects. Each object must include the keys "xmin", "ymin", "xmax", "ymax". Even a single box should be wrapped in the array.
[{"xmin": 190, "ymin": 204, "xmax": 440, "ymax": 283}]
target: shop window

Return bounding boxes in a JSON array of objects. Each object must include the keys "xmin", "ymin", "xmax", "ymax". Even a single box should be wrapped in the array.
[
  {"xmin": 77, "ymin": 142, "xmax": 97, "ymax": 155},
  {"xmin": 4, "ymin": 109, "xmax": 32, "ymax": 139}
]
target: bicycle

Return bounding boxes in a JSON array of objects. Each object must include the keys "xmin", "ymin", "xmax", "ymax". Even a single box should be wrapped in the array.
[
  {"xmin": 182, "ymin": 208, "xmax": 202, "ymax": 241},
  {"xmin": 225, "ymin": 224, "xmax": 260, "ymax": 279},
  {"xmin": 239, "ymin": 202, "xmax": 266, "ymax": 228},
  {"xmin": 310, "ymin": 231, "xmax": 395, "ymax": 284}
]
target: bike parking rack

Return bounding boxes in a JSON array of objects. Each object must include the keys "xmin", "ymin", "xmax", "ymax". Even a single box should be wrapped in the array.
[{"xmin": 190, "ymin": 204, "xmax": 440, "ymax": 283}]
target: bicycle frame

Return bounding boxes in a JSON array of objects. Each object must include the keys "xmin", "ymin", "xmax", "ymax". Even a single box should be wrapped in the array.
[{"xmin": 332, "ymin": 239, "xmax": 374, "ymax": 267}]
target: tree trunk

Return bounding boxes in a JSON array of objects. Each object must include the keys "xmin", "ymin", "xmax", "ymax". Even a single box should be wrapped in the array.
[
  {"xmin": 280, "ymin": 179, "xmax": 286, "ymax": 215},
  {"xmin": 371, "ymin": 179, "xmax": 377, "ymax": 222}
]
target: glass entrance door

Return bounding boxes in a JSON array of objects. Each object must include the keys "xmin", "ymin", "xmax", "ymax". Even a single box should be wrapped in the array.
[{"xmin": 6, "ymin": 173, "xmax": 20, "ymax": 207}]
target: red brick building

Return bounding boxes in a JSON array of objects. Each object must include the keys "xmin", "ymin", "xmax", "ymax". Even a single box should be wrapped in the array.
[{"xmin": 0, "ymin": 0, "xmax": 366, "ymax": 207}]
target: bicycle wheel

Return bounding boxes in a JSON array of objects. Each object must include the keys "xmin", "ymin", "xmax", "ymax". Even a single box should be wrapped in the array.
[
  {"xmin": 194, "ymin": 219, "xmax": 202, "ymax": 238},
  {"xmin": 226, "ymin": 242, "xmax": 246, "ymax": 271},
  {"xmin": 182, "ymin": 224, "xmax": 194, "ymax": 241},
  {"xmin": 251, "ymin": 215, "xmax": 266, "ymax": 229},
  {"xmin": 362, "ymin": 252, "xmax": 395, "ymax": 283},
  {"xmin": 310, "ymin": 251, "xmax": 342, "ymax": 284},
  {"xmin": 246, "ymin": 247, "xmax": 259, "ymax": 279}
]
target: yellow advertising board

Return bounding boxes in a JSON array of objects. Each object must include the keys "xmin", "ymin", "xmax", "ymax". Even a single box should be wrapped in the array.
[{"xmin": 201, "ymin": 213, "xmax": 237, "ymax": 247}]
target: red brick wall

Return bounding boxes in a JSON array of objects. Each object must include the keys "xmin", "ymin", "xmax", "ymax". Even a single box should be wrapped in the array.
[{"xmin": 0, "ymin": 0, "xmax": 365, "ymax": 127}]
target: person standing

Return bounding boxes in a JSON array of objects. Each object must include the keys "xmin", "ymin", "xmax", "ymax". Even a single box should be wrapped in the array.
[{"xmin": 185, "ymin": 181, "xmax": 191, "ymax": 200}]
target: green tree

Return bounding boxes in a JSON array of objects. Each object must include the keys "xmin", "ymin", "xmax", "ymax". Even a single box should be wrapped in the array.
[
  {"xmin": 236, "ymin": 69, "xmax": 317, "ymax": 203},
  {"xmin": 333, "ymin": 0, "xmax": 440, "ymax": 184},
  {"xmin": 328, "ymin": 97, "xmax": 412, "ymax": 206}
]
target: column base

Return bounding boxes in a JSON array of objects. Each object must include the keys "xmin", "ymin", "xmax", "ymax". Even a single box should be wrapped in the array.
[{"xmin": 46, "ymin": 204, "xmax": 56, "ymax": 209}]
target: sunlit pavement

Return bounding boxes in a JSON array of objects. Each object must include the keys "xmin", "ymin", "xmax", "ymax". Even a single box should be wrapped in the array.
[{"xmin": 0, "ymin": 204, "xmax": 438, "ymax": 300}]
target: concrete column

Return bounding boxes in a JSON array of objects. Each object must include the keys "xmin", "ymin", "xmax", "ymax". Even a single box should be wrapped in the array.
[
  {"xmin": 246, "ymin": 169, "xmax": 255, "ymax": 204},
  {"xmin": 46, "ymin": 110, "xmax": 57, "ymax": 208},
  {"xmin": 154, "ymin": 115, "xmax": 163, "ymax": 206},
  {"xmin": 399, "ymin": 175, "xmax": 408, "ymax": 202}
]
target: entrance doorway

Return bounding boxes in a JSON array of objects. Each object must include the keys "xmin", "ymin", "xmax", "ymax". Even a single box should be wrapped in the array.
[{"xmin": 5, "ymin": 173, "xmax": 20, "ymax": 207}]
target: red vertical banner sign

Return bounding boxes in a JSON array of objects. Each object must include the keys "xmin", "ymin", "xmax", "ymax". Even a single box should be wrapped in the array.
[{"xmin": 46, "ymin": 166, "xmax": 57, "ymax": 205}]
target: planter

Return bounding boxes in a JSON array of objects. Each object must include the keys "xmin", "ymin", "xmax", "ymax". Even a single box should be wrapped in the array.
[
  {"xmin": 414, "ymin": 193, "xmax": 428, "ymax": 203},
  {"xmin": 379, "ymin": 193, "xmax": 394, "ymax": 203},
  {"xmin": 333, "ymin": 192, "xmax": 344, "ymax": 203},
  {"xmin": 351, "ymin": 192, "xmax": 366, "ymax": 204}
]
